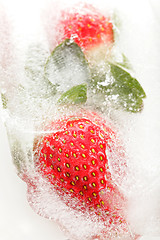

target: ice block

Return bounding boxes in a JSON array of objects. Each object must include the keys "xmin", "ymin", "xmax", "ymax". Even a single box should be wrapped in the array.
[{"xmin": 1, "ymin": 1, "xmax": 160, "ymax": 240}]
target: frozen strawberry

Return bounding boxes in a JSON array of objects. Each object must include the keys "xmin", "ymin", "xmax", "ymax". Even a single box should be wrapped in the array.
[
  {"xmin": 34, "ymin": 113, "xmax": 126, "ymax": 227},
  {"xmin": 58, "ymin": 4, "xmax": 114, "ymax": 53}
]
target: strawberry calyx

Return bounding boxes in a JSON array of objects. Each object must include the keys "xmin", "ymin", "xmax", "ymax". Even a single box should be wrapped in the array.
[
  {"xmin": 44, "ymin": 39, "xmax": 90, "ymax": 95},
  {"xmin": 90, "ymin": 62, "xmax": 146, "ymax": 113},
  {"xmin": 44, "ymin": 38, "xmax": 146, "ymax": 113}
]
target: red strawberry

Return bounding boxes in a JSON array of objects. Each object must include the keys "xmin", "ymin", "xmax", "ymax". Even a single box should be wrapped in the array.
[
  {"xmin": 34, "ymin": 113, "xmax": 126, "ymax": 228},
  {"xmin": 57, "ymin": 4, "xmax": 114, "ymax": 53}
]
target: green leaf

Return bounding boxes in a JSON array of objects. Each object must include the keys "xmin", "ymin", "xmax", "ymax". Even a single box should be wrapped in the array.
[
  {"xmin": 11, "ymin": 139, "xmax": 26, "ymax": 174},
  {"xmin": 44, "ymin": 39, "xmax": 91, "ymax": 93},
  {"xmin": 110, "ymin": 64, "xmax": 146, "ymax": 98},
  {"xmin": 90, "ymin": 63, "xmax": 146, "ymax": 113},
  {"xmin": 58, "ymin": 84, "xmax": 87, "ymax": 105},
  {"xmin": 1, "ymin": 93, "xmax": 8, "ymax": 109}
]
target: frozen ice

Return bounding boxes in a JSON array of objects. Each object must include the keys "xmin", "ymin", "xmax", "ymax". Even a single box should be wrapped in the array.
[
  {"xmin": 44, "ymin": 39, "xmax": 90, "ymax": 93},
  {"xmin": 0, "ymin": 0, "xmax": 160, "ymax": 240}
]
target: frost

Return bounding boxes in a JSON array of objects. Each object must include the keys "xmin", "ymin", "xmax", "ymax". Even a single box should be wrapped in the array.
[{"xmin": 0, "ymin": 0, "xmax": 160, "ymax": 240}]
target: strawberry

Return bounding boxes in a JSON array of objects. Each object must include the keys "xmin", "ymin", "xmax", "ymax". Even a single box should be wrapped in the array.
[
  {"xmin": 57, "ymin": 4, "xmax": 114, "ymax": 53},
  {"xmin": 34, "ymin": 113, "xmax": 126, "ymax": 227}
]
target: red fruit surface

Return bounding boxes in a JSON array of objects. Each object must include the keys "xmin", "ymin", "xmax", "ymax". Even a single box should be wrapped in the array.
[
  {"xmin": 59, "ymin": 4, "xmax": 114, "ymax": 51},
  {"xmin": 34, "ymin": 114, "xmax": 125, "ymax": 226}
]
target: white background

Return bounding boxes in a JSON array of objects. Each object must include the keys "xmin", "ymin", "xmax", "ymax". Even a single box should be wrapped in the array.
[{"xmin": 0, "ymin": 0, "xmax": 160, "ymax": 239}]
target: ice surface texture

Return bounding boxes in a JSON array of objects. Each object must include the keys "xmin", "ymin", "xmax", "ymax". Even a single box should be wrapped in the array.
[{"xmin": 0, "ymin": 0, "xmax": 160, "ymax": 240}]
